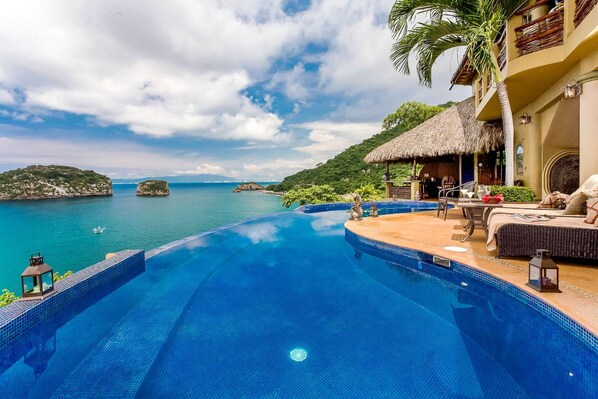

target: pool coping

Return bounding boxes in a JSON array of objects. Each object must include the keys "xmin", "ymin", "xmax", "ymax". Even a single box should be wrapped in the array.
[{"xmin": 0, "ymin": 250, "xmax": 145, "ymax": 349}]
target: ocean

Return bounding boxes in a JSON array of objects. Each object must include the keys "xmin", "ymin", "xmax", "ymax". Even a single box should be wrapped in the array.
[{"xmin": 0, "ymin": 183, "xmax": 287, "ymax": 293}]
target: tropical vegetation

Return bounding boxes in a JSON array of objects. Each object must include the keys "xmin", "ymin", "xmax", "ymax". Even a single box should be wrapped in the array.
[
  {"xmin": 269, "ymin": 101, "xmax": 450, "ymax": 194},
  {"xmin": 387, "ymin": 0, "xmax": 524, "ymax": 186},
  {"xmin": 490, "ymin": 185, "xmax": 536, "ymax": 202},
  {"xmin": 281, "ymin": 185, "xmax": 342, "ymax": 208}
]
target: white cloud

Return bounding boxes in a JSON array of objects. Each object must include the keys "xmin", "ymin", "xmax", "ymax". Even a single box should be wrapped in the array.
[
  {"xmin": 268, "ymin": 63, "xmax": 314, "ymax": 100},
  {"xmin": 293, "ymin": 120, "xmax": 380, "ymax": 158},
  {"xmin": 174, "ymin": 163, "xmax": 226, "ymax": 175},
  {"xmin": 234, "ymin": 222, "xmax": 279, "ymax": 244},
  {"xmin": 0, "ymin": 0, "xmax": 471, "ymax": 181},
  {"xmin": 0, "ymin": 134, "xmax": 219, "ymax": 177},
  {"xmin": 0, "ymin": 0, "xmax": 298, "ymax": 141},
  {"xmin": 0, "ymin": 109, "xmax": 43, "ymax": 123},
  {"xmin": 0, "ymin": 131, "xmax": 314, "ymax": 181},
  {"xmin": 300, "ymin": 0, "xmax": 470, "ymax": 120},
  {"xmin": 0, "ymin": 88, "xmax": 15, "ymax": 105}
]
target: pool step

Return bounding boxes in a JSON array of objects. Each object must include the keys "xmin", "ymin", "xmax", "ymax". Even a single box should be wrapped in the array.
[{"xmin": 52, "ymin": 240, "xmax": 248, "ymax": 399}]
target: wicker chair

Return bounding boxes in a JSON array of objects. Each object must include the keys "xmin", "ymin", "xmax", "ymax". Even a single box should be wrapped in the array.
[
  {"xmin": 437, "ymin": 181, "xmax": 476, "ymax": 220},
  {"xmin": 495, "ymin": 223, "xmax": 598, "ymax": 260}
]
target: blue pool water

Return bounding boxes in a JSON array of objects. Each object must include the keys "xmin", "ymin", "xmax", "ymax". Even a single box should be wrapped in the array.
[
  {"xmin": 0, "ymin": 204, "xmax": 596, "ymax": 398},
  {"xmin": 0, "ymin": 183, "xmax": 284, "ymax": 292}
]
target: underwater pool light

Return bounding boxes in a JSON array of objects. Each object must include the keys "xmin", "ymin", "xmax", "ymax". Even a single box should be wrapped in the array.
[{"xmin": 289, "ymin": 348, "xmax": 308, "ymax": 362}]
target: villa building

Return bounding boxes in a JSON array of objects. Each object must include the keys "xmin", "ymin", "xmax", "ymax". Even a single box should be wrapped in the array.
[{"xmin": 451, "ymin": 0, "xmax": 598, "ymax": 196}]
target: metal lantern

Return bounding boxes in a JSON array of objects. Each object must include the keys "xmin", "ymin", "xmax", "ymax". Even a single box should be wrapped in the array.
[
  {"xmin": 527, "ymin": 249, "xmax": 561, "ymax": 292},
  {"xmin": 370, "ymin": 203, "xmax": 379, "ymax": 217},
  {"xmin": 518, "ymin": 113, "xmax": 531, "ymax": 125},
  {"xmin": 563, "ymin": 81, "xmax": 582, "ymax": 99},
  {"xmin": 21, "ymin": 253, "xmax": 55, "ymax": 299}
]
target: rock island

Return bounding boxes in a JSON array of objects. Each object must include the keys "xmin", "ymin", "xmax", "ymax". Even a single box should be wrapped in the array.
[
  {"xmin": 136, "ymin": 180, "xmax": 170, "ymax": 196},
  {"xmin": 233, "ymin": 182, "xmax": 266, "ymax": 192},
  {"xmin": 0, "ymin": 165, "xmax": 112, "ymax": 200}
]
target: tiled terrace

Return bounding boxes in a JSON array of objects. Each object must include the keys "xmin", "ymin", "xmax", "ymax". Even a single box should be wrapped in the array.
[{"xmin": 345, "ymin": 207, "xmax": 598, "ymax": 337}]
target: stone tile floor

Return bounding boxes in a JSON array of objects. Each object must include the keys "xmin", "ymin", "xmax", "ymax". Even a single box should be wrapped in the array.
[{"xmin": 346, "ymin": 207, "xmax": 598, "ymax": 336}]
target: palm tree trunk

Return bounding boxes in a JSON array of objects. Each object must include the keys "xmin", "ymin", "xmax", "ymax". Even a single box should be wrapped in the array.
[{"xmin": 496, "ymin": 81, "xmax": 514, "ymax": 187}]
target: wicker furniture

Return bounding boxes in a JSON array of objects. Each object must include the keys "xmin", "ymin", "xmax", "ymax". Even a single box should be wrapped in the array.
[{"xmin": 495, "ymin": 223, "xmax": 598, "ymax": 260}]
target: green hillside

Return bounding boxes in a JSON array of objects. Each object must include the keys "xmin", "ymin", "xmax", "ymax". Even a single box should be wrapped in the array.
[
  {"xmin": 268, "ymin": 101, "xmax": 452, "ymax": 194},
  {"xmin": 268, "ymin": 126, "xmax": 412, "ymax": 194}
]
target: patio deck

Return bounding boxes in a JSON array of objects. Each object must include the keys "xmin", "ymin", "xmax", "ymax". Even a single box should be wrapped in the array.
[{"xmin": 345, "ymin": 207, "xmax": 598, "ymax": 337}]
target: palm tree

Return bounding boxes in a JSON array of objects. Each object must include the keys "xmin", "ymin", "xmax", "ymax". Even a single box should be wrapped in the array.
[{"xmin": 388, "ymin": 0, "xmax": 525, "ymax": 186}]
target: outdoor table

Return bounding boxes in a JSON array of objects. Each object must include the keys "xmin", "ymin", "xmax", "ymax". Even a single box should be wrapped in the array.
[{"xmin": 458, "ymin": 201, "xmax": 504, "ymax": 242}]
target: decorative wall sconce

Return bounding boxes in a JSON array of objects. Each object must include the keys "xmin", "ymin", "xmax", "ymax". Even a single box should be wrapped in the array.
[
  {"xmin": 519, "ymin": 113, "xmax": 531, "ymax": 125},
  {"xmin": 563, "ymin": 80, "xmax": 582, "ymax": 99}
]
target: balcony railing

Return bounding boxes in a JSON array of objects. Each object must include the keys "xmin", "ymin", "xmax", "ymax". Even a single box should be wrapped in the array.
[
  {"xmin": 514, "ymin": 8, "xmax": 564, "ymax": 56},
  {"xmin": 574, "ymin": 0, "xmax": 598, "ymax": 26},
  {"xmin": 497, "ymin": 35, "xmax": 507, "ymax": 70}
]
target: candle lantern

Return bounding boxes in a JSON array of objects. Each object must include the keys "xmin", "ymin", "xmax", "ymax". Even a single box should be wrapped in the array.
[
  {"xmin": 370, "ymin": 203, "xmax": 379, "ymax": 217},
  {"xmin": 526, "ymin": 249, "xmax": 560, "ymax": 292},
  {"xmin": 21, "ymin": 253, "xmax": 55, "ymax": 299}
]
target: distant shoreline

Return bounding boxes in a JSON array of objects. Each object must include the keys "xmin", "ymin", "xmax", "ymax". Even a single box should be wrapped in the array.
[{"xmin": 113, "ymin": 181, "xmax": 279, "ymax": 185}]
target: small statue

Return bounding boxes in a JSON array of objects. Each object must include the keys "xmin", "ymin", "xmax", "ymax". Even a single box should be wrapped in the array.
[
  {"xmin": 370, "ymin": 203, "xmax": 379, "ymax": 217},
  {"xmin": 349, "ymin": 194, "xmax": 363, "ymax": 221}
]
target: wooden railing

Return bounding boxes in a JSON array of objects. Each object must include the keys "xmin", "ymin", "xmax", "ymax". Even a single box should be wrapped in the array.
[
  {"xmin": 574, "ymin": 0, "xmax": 598, "ymax": 26},
  {"xmin": 514, "ymin": 8, "xmax": 564, "ymax": 56},
  {"xmin": 497, "ymin": 33, "xmax": 507, "ymax": 70}
]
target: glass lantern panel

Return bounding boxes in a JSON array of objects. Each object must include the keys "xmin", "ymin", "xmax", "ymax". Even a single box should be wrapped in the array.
[
  {"xmin": 41, "ymin": 272, "xmax": 53, "ymax": 293},
  {"xmin": 22, "ymin": 276, "xmax": 39, "ymax": 294},
  {"xmin": 546, "ymin": 269, "xmax": 558, "ymax": 284},
  {"xmin": 529, "ymin": 266, "xmax": 540, "ymax": 286}
]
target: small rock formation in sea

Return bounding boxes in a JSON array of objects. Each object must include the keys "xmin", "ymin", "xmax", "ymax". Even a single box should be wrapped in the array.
[
  {"xmin": 136, "ymin": 180, "xmax": 170, "ymax": 196},
  {"xmin": 0, "ymin": 165, "xmax": 112, "ymax": 200},
  {"xmin": 233, "ymin": 182, "xmax": 266, "ymax": 192}
]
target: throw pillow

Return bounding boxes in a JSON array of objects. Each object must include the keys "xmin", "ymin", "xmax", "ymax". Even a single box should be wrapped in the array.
[
  {"xmin": 538, "ymin": 191, "xmax": 568, "ymax": 208},
  {"xmin": 586, "ymin": 198, "xmax": 598, "ymax": 224},
  {"xmin": 563, "ymin": 192, "xmax": 588, "ymax": 215}
]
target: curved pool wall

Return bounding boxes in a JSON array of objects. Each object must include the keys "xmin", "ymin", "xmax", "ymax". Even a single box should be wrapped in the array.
[
  {"xmin": 346, "ymin": 229, "xmax": 598, "ymax": 398},
  {"xmin": 0, "ymin": 201, "xmax": 595, "ymax": 398}
]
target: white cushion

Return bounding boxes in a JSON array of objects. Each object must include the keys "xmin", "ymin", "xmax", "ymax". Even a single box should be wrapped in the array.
[{"xmin": 571, "ymin": 174, "xmax": 598, "ymax": 196}]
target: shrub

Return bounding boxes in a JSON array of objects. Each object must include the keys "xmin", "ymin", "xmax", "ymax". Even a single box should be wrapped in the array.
[
  {"xmin": 281, "ymin": 185, "xmax": 342, "ymax": 208},
  {"xmin": 0, "ymin": 289, "xmax": 19, "ymax": 308},
  {"xmin": 53, "ymin": 270, "xmax": 73, "ymax": 282},
  {"xmin": 490, "ymin": 186, "xmax": 536, "ymax": 202},
  {"xmin": 354, "ymin": 183, "xmax": 384, "ymax": 202}
]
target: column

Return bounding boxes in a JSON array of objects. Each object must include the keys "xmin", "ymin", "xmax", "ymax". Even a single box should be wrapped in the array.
[{"xmin": 579, "ymin": 79, "xmax": 598, "ymax": 183}]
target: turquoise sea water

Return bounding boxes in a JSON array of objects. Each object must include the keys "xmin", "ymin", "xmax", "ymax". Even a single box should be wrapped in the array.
[{"xmin": 0, "ymin": 183, "xmax": 286, "ymax": 292}]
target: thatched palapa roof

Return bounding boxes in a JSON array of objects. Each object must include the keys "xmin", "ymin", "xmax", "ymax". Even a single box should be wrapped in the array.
[{"xmin": 364, "ymin": 97, "xmax": 503, "ymax": 164}]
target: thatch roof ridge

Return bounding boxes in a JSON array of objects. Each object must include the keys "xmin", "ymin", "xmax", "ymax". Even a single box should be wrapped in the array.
[{"xmin": 364, "ymin": 97, "xmax": 503, "ymax": 164}]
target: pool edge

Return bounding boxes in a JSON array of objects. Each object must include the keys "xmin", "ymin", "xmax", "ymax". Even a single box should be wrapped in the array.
[{"xmin": 344, "ymin": 227, "xmax": 598, "ymax": 353}]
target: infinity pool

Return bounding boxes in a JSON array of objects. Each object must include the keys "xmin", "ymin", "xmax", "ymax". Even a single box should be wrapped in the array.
[{"xmin": 0, "ymin": 203, "xmax": 596, "ymax": 398}]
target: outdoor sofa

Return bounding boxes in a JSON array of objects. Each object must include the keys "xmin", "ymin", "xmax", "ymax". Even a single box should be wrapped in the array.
[
  {"xmin": 486, "ymin": 175, "xmax": 598, "ymax": 260},
  {"xmin": 488, "ymin": 211, "xmax": 598, "ymax": 260}
]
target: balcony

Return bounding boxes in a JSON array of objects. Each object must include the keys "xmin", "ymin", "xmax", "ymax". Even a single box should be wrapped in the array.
[
  {"xmin": 496, "ymin": 31, "xmax": 507, "ymax": 70},
  {"xmin": 574, "ymin": 0, "xmax": 598, "ymax": 26},
  {"xmin": 515, "ymin": 7, "xmax": 564, "ymax": 56}
]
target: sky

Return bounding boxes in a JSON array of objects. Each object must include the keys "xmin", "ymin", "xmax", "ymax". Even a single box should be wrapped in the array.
[{"xmin": 0, "ymin": 0, "xmax": 470, "ymax": 181}]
